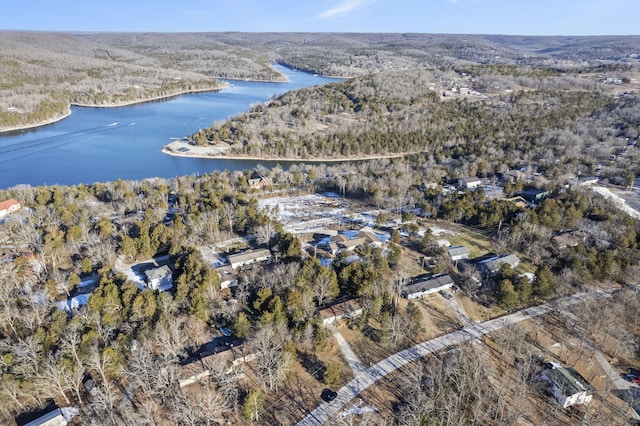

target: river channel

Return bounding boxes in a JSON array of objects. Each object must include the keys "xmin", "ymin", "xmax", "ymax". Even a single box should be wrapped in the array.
[{"xmin": 0, "ymin": 65, "xmax": 342, "ymax": 189}]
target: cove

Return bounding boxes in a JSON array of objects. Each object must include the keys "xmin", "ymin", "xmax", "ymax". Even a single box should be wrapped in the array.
[{"xmin": 0, "ymin": 65, "xmax": 342, "ymax": 190}]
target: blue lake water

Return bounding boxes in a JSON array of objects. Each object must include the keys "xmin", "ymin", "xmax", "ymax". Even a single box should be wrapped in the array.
[{"xmin": 0, "ymin": 65, "xmax": 341, "ymax": 189}]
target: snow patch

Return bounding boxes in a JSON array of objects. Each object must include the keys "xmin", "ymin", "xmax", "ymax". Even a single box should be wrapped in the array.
[
  {"xmin": 61, "ymin": 406, "xmax": 80, "ymax": 422},
  {"xmin": 592, "ymin": 186, "xmax": 640, "ymax": 219},
  {"xmin": 339, "ymin": 404, "xmax": 379, "ymax": 419}
]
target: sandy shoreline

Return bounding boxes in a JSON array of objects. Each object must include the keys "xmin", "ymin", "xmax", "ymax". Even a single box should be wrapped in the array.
[{"xmin": 162, "ymin": 140, "xmax": 419, "ymax": 163}]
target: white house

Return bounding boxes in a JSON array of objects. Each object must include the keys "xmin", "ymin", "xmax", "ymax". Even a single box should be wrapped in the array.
[
  {"xmin": 216, "ymin": 265, "xmax": 238, "ymax": 289},
  {"xmin": 0, "ymin": 198, "xmax": 21, "ymax": 218},
  {"xmin": 458, "ymin": 177, "xmax": 482, "ymax": 190},
  {"xmin": 402, "ymin": 274, "xmax": 455, "ymax": 299},
  {"xmin": 227, "ymin": 248, "xmax": 271, "ymax": 270},
  {"xmin": 144, "ymin": 265, "xmax": 173, "ymax": 291},
  {"xmin": 447, "ymin": 245, "xmax": 470, "ymax": 261},
  {"xmin": 540, "ymin": 367, "xmax": 593, "ymax": 408}
]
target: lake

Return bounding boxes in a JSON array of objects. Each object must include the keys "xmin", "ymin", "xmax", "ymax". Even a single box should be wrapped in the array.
[{"xmin": 0, "ymin": 65, "xmax": 341, "ymax": 189}]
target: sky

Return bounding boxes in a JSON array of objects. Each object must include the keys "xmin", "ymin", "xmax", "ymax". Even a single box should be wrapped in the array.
[{"xmin": 1, "ymin": 0, "xmax": 638, "ymax": 36}]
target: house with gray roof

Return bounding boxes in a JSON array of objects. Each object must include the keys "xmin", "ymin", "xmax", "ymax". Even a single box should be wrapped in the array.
[
  {"xmin": 402, "ymin": 274, "xmax": 455, "ymax": 299},
  {"xmin": 478, "ymin": 254, "xmax": 520, "ymax": 275},
  {"xmin": 540, "ymin": 367, "xmax": 593, "ymax": 408},
  {"xmin": 227, "ymin": 248, "xmax": 271, "ymax": 270},
  {"xmin": 144, "ymin": 265, "xmax": 173, "ymax": 291},
  {"xmin": 448, "ymin": 245, "xmax": 470, "ymax": 261}
]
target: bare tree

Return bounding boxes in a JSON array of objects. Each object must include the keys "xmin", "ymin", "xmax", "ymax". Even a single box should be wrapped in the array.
[{"xmin": 248, "ymin": 324, "xmax": 293, "ymax": 392}]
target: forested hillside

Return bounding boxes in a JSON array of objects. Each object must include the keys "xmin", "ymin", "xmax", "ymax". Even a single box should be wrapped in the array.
[
  {"xmin": 2, "ymin": 31, "xmax": 639, "ymax": 132},
  {"xmin": 192, "ymin": 66, "xmax": 640, "ymax": 185}
]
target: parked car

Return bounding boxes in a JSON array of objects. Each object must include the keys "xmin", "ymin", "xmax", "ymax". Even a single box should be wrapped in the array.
[{"xmin": 321, "ymin": 388, "xmax": 338, "ymax": 402}]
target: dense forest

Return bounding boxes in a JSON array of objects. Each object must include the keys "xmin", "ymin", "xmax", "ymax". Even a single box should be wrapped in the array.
[{"xmin": 192, "ymin": 66, "xmax": 639, "ymax": 186}]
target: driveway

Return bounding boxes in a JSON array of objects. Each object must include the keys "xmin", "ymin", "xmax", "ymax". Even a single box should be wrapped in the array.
[{"xmin": 296, "ymin": 291, "xmax": 603, "ymax": 425}]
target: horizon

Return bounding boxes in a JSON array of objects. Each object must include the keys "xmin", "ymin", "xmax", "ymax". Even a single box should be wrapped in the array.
[
  {"xmin": 2, "ymin": 0, "xmax": 639, "ymax": 37},
  {"xmin": 1, "ymin": 29, "xmax": 639, "ymax": 38}
]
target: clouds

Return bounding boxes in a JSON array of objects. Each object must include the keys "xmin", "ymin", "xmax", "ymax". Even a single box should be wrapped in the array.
[{"xmin": 317, "ymin": 0, "xmax": 375, "ymax": 19}]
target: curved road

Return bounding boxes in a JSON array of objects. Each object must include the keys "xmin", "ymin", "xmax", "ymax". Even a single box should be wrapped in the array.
[{"xmin": 296, "ymin": 291, "xmax": 606, "ymax": 425}]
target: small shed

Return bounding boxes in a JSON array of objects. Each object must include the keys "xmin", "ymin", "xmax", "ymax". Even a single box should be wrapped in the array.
[
  {"xmin": 216, "ymin": 265, "xmax": 238, "ymax": 289},
  {"xmin": 447, "ymin": 245, "xmax": 470, "ymax": 261}
]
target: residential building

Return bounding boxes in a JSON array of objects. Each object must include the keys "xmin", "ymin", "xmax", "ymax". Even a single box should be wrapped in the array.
[
  {"xmin": 357, "ymin": 229, "xmax": 383, "ymax": 248},
  {"xmin": 248, "ymin": 176, "xmax": 272, "ymax": 189},
  {"xmin": 447, "ymin": 245, "xmax": 470, "ymax": 261},
  {"xmin": 215, "ymin": 265, "xmax": 238, "ymax": 289},
  {"xmin": 318, "ymin": 298, "xmax": 363, "ymax": 326},
  {"xmin": 478, "ymin": 254, "xmax": 520, "ymax": 275},
  {"xmin": 458, "ymin": 177, "xmax": 482, "ymax": 190},
  {"xmin": 324, "ymin": 228, "xmax": 387, "ymax": 255},
  {"xmin": 540, "ymin": 367, "xmax": 593, "ymax": 408},
  {"xmin": 338, "ymin": 237, "xmax": 367, "ymax": 252},
  {"xmin": 144, "ymin": 265, "xmax": 173, "ymax": 291},
  {"xmin": 227, "ymin": 248, "xmax": 272, "ymax": 269},
  {"xmin": 502, "ymin": 169, "xmax": 527, "ymax": 183},
  {"xmin": 178, "ymin": 344, "xmax": 253, "ymax": 388},
  {"xmin": 402, "ymin": 274, "xmax": 455, "ymax": 299},
  {"xmin": 518, "ymin": 189, "xmax": 550, "ymax": 203},
  {"xmin": 0, "ymin": 198, "xmax": 21, "ymax": 218},
  {"xmin": 23, "ymin": 408, "xmax": 67, "ymax": 426}
]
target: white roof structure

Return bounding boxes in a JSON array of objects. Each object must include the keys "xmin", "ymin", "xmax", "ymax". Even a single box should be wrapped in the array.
[
  {"xmin": 227, "ymin": 248, "xmax": 271, "ymax": 269},
  {"xmin": 402, "ymin": 274, "xmax": 455, "ymax": 299}
]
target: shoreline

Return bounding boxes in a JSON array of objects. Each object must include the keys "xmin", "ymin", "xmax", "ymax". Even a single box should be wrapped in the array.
[
  {"xmin": 0, "ymin": 66, "xmax": 347, "ymax": 135},
  {"xmin": 0, "ymin": 84, "xmax": 225, "ymax": 135},
  {"xmin": 0, "ymin": 107, "xmax": 73, "ymax": 134},
  {"xmin": 162, "ymin": 140, "xmax": 420, "ymax": 163},
  {"xmin": 70, "ymin": 84, "xmax": 227, "ymax": 108}
]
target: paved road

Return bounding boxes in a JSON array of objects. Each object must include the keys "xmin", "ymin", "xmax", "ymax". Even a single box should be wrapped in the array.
[{"xmin": 296, "ymin": 292, "xmax": 601, "ymax": 425}]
